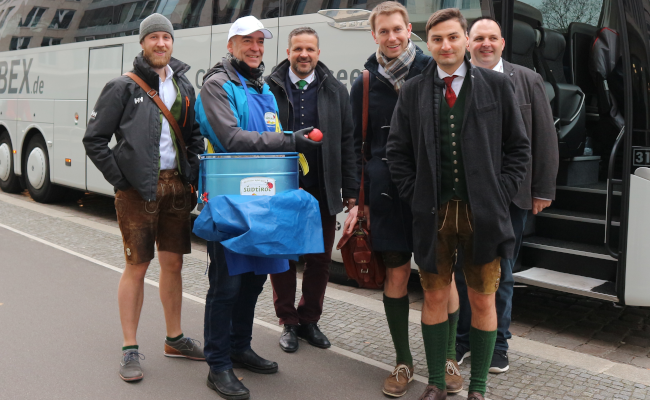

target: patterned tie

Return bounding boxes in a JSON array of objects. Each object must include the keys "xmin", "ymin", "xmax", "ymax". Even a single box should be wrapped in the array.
[
  {"xmin": 297, "ymin": 80, "xmax": 307, "ymax": 90},
  {"xmin": 443, "ymin": 75, "xmax": 457, "ymax": 108}
]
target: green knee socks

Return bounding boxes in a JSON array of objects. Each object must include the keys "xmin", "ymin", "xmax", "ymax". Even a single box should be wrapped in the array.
[
  {"xmin": 469, "ymin": 327, "xmax": 497, "ymax": 395},
  {"xmin": 383, "ymin": 294, "xmax": 413, "ymax": 367},
  {"xmin": 447, "ymin": 309, "xmax": 459, "ymax": 360},
  {"xmin": 422, "ymin": 321, "xmax": 448, "ymax": 390}
]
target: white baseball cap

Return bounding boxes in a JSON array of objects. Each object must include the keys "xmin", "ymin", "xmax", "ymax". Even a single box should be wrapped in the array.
[{"xmin": 227, "ymin": 16, "xmax": 273, "ymax": 41}]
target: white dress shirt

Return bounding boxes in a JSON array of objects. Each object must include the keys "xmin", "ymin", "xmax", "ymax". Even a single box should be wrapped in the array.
[
  {"xmin": 288, "ymin": 67, "xmax": 315, "ymax": 90},
  {"xmin": 377, "ymin": 64, "xmax": 395, "ymax": 85},
  {"xmin": 492, "ymin": 58, "xmax": 504, "ymax": 73},
  {"xmin": 158, "ymin": 64, "xmax": 178, "ymax": 170},
  {"xmin": 437, "ymin": 61, "xmax": 468, "ymax": 97}
]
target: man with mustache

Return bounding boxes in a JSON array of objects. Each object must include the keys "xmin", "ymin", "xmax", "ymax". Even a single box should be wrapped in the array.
[
  {"xmin": 194, "ymin": 16, "xmax": 322, "ymax": 400},
  {"xmin": 84, "ymin": 14, "xmax": 205, "ymax": 382},
  {"xmin": 386, "ymin": 8, "xmax": 530, "ymax": 400},
  {"xmin": 453, "ymin": 16, "xmax": 558, "ymax": 374},
  {"xmin": 266, "ymin": 27, "xmax": 358, "ymax": 353}
]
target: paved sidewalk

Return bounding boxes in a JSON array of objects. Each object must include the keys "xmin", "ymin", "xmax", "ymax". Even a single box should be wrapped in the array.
[{"xmin": 1, "ymin": 192, "xmax": 650, "ymax": 399}]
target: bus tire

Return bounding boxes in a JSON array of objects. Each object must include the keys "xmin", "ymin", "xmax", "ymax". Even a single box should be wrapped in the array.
[
  {"xmin": 24, "ymin": 135, "xmax": 65, "ymax": 203},
  {"xmin": 328, "ymin": 261, "xmax": 358, "ymax": 287},
  {"xmin": 0, "ymin": 133, "xmax": 22, "ymax": 193}
]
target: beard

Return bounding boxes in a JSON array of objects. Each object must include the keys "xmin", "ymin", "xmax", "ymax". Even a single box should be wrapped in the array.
[
  {"xmin": 143, "ymin": 48, "xmax": 171, "ymax": 69},
  {"xmin": 291, "ymin": 58, "xmax": 316, "ymax": 76}
]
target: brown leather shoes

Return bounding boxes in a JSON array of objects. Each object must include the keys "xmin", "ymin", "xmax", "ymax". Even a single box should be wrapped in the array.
[
  {"xmin": 382, "ymin": 364, "xmax": 414, "ymax": 397},
  {"xmin": 417, "ymin": 385, "xmax": 447, "ymax": 400},
  {"xmin": 467, "ymin": 392, "xmax": 485, "ymax": 400},
  {"xmin": 444, "ymin": 359, "xmax": 463, "ymax": 393}
]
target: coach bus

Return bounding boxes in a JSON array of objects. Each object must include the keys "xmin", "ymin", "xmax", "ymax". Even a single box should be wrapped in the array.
[{"xmin": 0, "ymin": 0, "xmax": 648, "ymax": 306}]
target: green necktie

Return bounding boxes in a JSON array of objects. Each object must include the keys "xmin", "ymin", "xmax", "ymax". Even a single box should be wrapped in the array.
[{"xmin": 297, "ymin": 80, "xmax": 307, "ymax": 90}]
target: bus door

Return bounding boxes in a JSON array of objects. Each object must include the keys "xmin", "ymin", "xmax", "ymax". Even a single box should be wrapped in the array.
[
  {"xmin": 86, "ymin": 45, "xmax": 124, "ymax": 196},
  {"xmin": 616, "ymin": 0, "xmax": 650, "ymax": 306}
]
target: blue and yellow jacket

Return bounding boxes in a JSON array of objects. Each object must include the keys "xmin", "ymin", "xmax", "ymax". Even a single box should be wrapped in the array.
[{"xmin": 195, "ymin": 57, "xmax": 291, "ymax": 153}]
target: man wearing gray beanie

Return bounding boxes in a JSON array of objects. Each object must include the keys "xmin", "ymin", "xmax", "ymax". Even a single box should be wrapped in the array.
[
  {"xmin": 139, "ymin": 13, "xmax": 174, "ymax": 43},
  {"xmin": 84, "ymin": 13, "xmax": 205, "ymax": 383}
]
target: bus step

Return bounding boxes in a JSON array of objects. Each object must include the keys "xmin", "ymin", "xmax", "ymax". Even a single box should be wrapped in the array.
[
  {"xmin": 533, "ymin": 209, "xmax": 620, "ymax": 246},
  {"xmin": 513, "ymin": 267, "xmax": 618, "ymax": 302},
  {"xmin": 537, "ymin": 208, "xmax": 619, "ymax": 226},
  {"xmin": 553, "ymin": 181, "xmax": 621, "ymax": 215},
  {"xmin": 522, "ymin": 236, "xmax": 616, "ymax": 260}
]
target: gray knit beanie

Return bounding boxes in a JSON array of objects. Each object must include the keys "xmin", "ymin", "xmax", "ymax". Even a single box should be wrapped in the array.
[{"xmin": 139, "ymin": 13, "xmax": 174, "ymax": 43}]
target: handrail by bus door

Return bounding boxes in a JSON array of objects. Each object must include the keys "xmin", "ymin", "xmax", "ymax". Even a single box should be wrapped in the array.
[{"xmin": 605, "ymin": 126, "xmax": 625, "ymax": 259}]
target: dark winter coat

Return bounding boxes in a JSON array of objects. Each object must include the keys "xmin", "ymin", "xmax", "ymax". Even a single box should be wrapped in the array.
[
  {"xmin": 503, "ymin": 60, "xmax": 559, "ymax": 209},
  {"xmin": 83, "ymin": 54, "xmax": 203, "ymax": 201},
  {"xmin": 386, "ymin": 58, "xmax": 531, "ymax": 273},
  {"xmin": 267, "ymin": 59, "xmax": 358, "ymax": 216},
  {"xmin": 349, "ymin": 47, "xmax": 431, "ymax": 252}
]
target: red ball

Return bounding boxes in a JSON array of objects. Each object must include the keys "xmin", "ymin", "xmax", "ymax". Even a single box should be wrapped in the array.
[{"xmin": 308, "ymin": 128, "xmax": 323, "ymax": 142}]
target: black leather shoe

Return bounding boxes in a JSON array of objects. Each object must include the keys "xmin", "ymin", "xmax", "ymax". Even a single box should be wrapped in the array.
[
  {"xmin": 297, "ymin": 323, "xmax": 331, "ymax": 349},
  {"xmin": 207, "ymin": 369, "xmax": 250, "ymax": 400},
  {"xmin": 230, "ymin": 348, "xmax": 278, "ymax": 374},
  {"xmin": 279, "ymin": 324, "xmax": 299, "ymax": 353}
]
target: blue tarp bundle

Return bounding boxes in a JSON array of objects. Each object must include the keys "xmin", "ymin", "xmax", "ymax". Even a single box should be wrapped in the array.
[{"xmin": 193, "ymin": 190, "xmax": 325, "ymax": 276}]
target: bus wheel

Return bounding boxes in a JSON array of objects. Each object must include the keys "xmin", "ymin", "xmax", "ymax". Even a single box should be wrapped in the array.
[
  {"xmin": 0, "ymin": 133, "xmax": 22, "ymax": 193},
  {"xmin": 24, "ymin": 135, "xmax": 65, "ymax": 203}
]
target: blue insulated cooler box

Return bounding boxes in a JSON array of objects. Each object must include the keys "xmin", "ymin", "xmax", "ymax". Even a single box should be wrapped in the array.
[{"xmin": 199, "ymin": 153, "xmax": 299, "ymax": 203}]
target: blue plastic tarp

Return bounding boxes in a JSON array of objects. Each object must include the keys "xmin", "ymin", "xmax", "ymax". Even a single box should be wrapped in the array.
[{"xmin": 193, "ymin": 190, "xmax": 325, "ymax": 276}]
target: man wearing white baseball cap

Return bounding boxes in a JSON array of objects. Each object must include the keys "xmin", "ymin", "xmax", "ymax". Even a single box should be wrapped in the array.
[{"xmin": 195, "ymin": 15, "xmax": 322, "ymax": 400}]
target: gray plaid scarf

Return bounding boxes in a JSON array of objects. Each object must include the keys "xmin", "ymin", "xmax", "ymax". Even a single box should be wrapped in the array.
[{"xmin": 376, "ymin": 40, "xmax": 417, "ymax": 92}]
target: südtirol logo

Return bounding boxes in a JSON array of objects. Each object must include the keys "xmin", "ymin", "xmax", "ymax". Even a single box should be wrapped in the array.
[
  {"xmin": 240, "ymin": 177, "xmax": 276, "ymax": 196},
  {"xmin": 264, "ymin": 112, "xmax": 277, "ymax": 129}
]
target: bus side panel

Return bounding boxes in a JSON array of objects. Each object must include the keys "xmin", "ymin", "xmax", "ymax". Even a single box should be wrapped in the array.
[
  {"xmin": 624, "ymin": 174, "xmax": 650, "ymax": 307},
  {"xmin": 52, "ymin": 101, "xmax": 86, "ymax": 189},
  {"xmin": 31, "ymin": 49, "xmax": 89, "ymax": 101}
]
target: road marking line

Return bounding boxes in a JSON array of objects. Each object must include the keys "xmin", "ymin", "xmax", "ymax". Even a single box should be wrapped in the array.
[
  {"xmin": 3, "ymin": 195, "xmax": 650, "ymax": 386},
  {"xmin": 0, "ymin": 223, "xmax": 466, "ymax": 396}
]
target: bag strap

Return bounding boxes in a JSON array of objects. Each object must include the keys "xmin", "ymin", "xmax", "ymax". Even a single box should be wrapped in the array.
[
  {"xmin": 356, "ymin": 70, "xmax": 370, "ymax": 228},
  {"xmin": 124, "ymin": 72, "xmax": 188, "ymax": 160}
]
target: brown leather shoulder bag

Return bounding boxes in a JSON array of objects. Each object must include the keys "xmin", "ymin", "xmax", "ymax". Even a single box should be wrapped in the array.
[{"xmin": 335, "ymin": 70, "xmax": 386, "ymax": 289}]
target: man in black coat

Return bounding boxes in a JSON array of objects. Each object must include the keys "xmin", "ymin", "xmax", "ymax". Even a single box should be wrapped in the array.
[
  {"xmin": 386, "ymin": 8, "xmax": 530, "ymax": 400},
  {"xmin": 454, "ymin": 17, "xmax": 559, "ymax": 374},
  {"xmin": 344, "ymin": 2, "xmax": 431, "ymax": 397},
  {"xmin": 266, "ymin": 27, "xmax": 358, "ymax": 353}
]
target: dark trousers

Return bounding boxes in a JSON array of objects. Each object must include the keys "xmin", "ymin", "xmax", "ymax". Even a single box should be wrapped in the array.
[
  {"xmin": 204, "ymin": 241, "xmax": 267, "ymax": 373},
  {"xmin": 270, "ymin": 188, "xmax": 337, "ymax": 325},
  {"xmin": 456, "ymin": 203, "xmax": 528, "ymax": 352}
]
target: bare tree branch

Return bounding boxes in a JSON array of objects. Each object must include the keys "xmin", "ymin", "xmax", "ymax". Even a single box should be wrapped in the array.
[{"xmin": 540, "ymin": 0, "xmax": 601, "ymax": 32}]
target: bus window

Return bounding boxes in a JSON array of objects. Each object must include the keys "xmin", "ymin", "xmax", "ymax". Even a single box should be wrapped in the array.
[
  {"xmin": 0, "ymin": 0, "xmax": 214, "ymax": 51},
  {"xmin": 212, "ymin": 0, "xmax": 280, "ymax": 24},
  {"xmin": 281, "ymin": 0, "xmax": 486, "ymax": 49}
]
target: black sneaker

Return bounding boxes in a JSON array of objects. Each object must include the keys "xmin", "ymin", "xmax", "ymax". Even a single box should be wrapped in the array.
[
  {"xmin": 456, "ymin": 342, "xmax": 470, "ymax": 365},
  {"xmin": 489, "ymin": 350, "xmax": 509, "ymax": 373}
]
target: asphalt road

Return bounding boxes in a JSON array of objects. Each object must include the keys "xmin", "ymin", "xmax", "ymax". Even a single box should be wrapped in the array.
[{"xmin": 0, "ymin": 227, "xmax": 429, "ymax": 400}]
